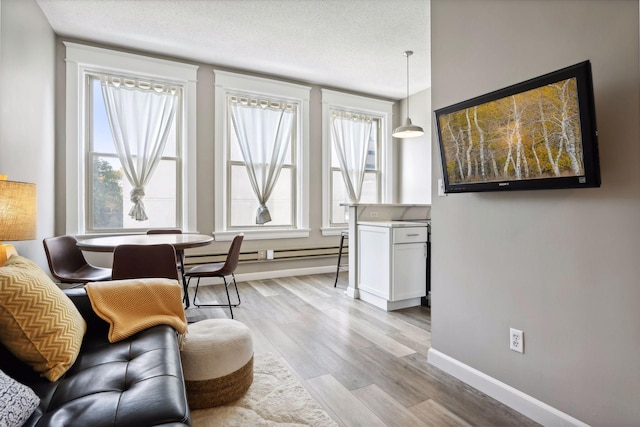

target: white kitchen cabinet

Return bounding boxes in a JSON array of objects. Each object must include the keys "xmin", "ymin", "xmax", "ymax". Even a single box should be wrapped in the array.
[{"xmin": 357, "ymin": 221, "xmax": 428, "ymax": 311}]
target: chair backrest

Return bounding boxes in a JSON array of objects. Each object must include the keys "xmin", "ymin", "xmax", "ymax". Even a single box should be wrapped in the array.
[
  {"xmin": 218, "ymin": 233, "xmax": 244, "ymax": 276},
  {"xmin": 43, "ymin": 235, "xmax": 89, "ymax": 280},
  {"xmin": 146, "ymin": 229, "xmax": 183, "ymax": 235},
  {"xmin": 111, "ymin": 244, "xmax": 180, "ymax": 281},
  {"xmin": 146, "ymin": 229, "xmax": 184, "ymax": 265}
]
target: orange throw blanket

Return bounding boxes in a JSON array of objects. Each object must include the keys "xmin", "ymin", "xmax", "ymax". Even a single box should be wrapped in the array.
[{"xmin": 86, "ymin": 278, "xmax": 187, "ymax": 343}]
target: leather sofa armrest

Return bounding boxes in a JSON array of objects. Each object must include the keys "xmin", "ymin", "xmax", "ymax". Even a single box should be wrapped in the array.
[{"xmin": 64, "ymin": 288, "xmax": 110, "ymax": 337}]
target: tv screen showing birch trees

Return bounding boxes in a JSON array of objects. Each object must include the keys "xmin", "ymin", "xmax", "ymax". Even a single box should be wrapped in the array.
[{"xmin": 438, "ymin": 77, "xmax": 584, "ymax": 185}]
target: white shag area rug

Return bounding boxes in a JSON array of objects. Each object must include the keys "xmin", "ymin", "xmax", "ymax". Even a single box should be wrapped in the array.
[{"xmin": 191, "ymin": 352, "xmax": 338, "ymax": 427}]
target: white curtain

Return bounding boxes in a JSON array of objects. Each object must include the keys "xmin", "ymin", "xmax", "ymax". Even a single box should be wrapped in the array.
[
  {"xmin": 230, "ymin": 97, "xmax": 294, "ymax": 224},
  {"xmin": 101, "ymin": 76, "xmax": 178, "ymax": 221},
  {"xmin": 331, "ymin": 111, "xmax": 373, "ymax": 203}
]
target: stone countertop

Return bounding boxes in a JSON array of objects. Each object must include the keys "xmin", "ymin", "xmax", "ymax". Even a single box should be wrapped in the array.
[{"xmin": 357, "ymin": 220, "xmax": 430, "ymax": 228}]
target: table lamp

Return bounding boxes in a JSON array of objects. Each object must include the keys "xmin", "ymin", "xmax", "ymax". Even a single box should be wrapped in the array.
[{"xmin": 0, "ymin": 178, "xmax": 37, "ymax": 265}]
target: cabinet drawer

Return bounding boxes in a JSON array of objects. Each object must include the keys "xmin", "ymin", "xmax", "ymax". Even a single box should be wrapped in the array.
[{"xmin": 393, "ymin": 227, "xmax": 428, "ymax": 244}]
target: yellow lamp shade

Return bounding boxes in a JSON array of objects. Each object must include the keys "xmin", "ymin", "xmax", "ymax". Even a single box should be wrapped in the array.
[{"xmin": 0, "ymin": 180, "xmax": 37, "ymax": 264}]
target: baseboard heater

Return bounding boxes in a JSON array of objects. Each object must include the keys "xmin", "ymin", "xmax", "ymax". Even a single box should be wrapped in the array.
[{"xmin": 184, "ymin": 245, "xmax": 347, "ymax": 267}]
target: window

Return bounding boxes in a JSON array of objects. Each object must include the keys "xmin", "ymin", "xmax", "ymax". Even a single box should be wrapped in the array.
[
  {"xmin": 228, "ymin": 94, "xmax": 297, "ymax": 227},
  {"xmin": 65, "ymin": 43, "xmax": 198, "ymax": 235},
  {"xmin": 214, "ymin": 71, "xmax": 311, "ymax": 241},
  {"xmin": 321, "ymin": 90, "xmax": 394, "ymax": 234},
  {"xmin": 329, "ymin": 112, "xmax": 381, "ymax": 226},
  {"xmin": 88, "ymin": 76, "xmax": 180, "ymax": 231}
]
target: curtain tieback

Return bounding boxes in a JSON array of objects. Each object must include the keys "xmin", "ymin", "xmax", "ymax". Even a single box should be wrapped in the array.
[
  {"xmin": 256, "ymin": 204, "xmax": 272, "ymax": 225},
  {"xmin": 129, "ymin": 187, "xmax": 148, "ymax": 221},
  {"xmin": 130, "ymin": 186, "xmax": 146, "ymax": 204}
]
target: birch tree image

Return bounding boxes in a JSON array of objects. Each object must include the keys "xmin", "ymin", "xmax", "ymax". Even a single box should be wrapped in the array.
[
  {"xmin": 444, "ymin": 117, "xmax": 466, "ymax": 181},
  {"xmin": 473, "ymin": 106, "xmax": 487, "ymax": 182},
  {"xmin": 465, "ymin": 108, "xmax": 474, "ymax": 178},
  {"xmin": 438, "ymin": 77, "xmax": 584, "ymax": 185}
]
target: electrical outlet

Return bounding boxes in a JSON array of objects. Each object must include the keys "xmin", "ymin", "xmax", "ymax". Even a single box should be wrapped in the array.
[
  {"xmin": 370, "ymin": 211, "xmax": 379, "ymax": 218},
  {"xmin": 510, "ymin": 328, "xmax": 524, "ymax": 353},
  {"xmin": 257, "ymin": 250, "xmax": 267, "ymax": 260}
]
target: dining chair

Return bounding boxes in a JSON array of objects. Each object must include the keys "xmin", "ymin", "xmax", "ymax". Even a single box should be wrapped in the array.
[
  {"xmin": 183, "ymin": 234, "xmax": 244, "ymax": 318},
  {"xmin": 146, "ymin": 228, "xmax": 185, "ymax": 278},
  {"xmin": 111, "ymin": 244, "xmax": 180, "ymax": 281},
  {"xmin": 43, "ymin": 235, "xmax": 112, "ymax": 285}
]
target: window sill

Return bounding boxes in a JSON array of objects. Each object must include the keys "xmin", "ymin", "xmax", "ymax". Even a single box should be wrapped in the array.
[
  {"xmin": 213, "ymin": 228, "xmax": 310, "ymax": 241},
  {"xmin": 320, "ymin": 227, "xmax": 348, "ymax": 237}
]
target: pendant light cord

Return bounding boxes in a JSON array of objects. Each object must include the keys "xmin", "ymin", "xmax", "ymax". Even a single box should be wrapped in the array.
[{"xmin": 405, "ymin": 51, "xmax": 412, "ymax": 119}]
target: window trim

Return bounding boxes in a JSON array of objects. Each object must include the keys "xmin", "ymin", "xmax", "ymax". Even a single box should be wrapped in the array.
[
  {"xmin": 64, "ymin": 42, "xmax": 199, "ymax": 235},
  {"xmin": 213, "ymin": 70, "xmax": 311, "ymax": 241},
  {"xmin": 328, "ymin": 116, "xmax": 382, "ymax": 227},
  {"xmin": 225, "ymin": 94, "xmax": 298, "ymax": 230},
  {"xmin": 85, "ymin": 74, "xmax": 183, "ymax": 233},
  {"xmin": 321, "ymin": 89, "xmax": 394, "ymax": 236}
]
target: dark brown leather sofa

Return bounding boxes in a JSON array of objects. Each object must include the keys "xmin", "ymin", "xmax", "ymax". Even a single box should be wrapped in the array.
[{"xmin": 0, "ymin": 288, "xmax": 191, "ymax": 426}]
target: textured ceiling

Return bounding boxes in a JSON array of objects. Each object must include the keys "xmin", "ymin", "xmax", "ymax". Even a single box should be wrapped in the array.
[{"xmin": 36, "ymin": 0, "xmax": 430, "ymax": 100}]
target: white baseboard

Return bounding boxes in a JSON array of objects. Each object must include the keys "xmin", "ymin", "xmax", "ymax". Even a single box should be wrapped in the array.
[
  {"xmin": 344, "ymin": 285, "xmax": 359, "ymax": 298},
  {"xmin": 427, "ymin": 348, "xmax": 589, "ymax": 427},
  {"xmin": 196, "ymin": 265, "xmax": 336, "ymax": 285},
  {"xmin": 237, "ymin": 265, "xmax": 335, "ymax": 282},
  {"xmin": 358, "ymin": 289, "xmax": 422, "ymax": 311}
]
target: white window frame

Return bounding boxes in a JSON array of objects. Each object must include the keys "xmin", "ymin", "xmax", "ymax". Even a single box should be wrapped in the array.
[
  {"xmin": 213, "ymin": 70, "xmax": 310, "ymax": 241},
  {"xmin": 321, "ymin": 89, "xmax": 394, "ymax": 236},
  {"xmin": 64, "ymin": 42, "xmax": 199, "ymax": 236}
]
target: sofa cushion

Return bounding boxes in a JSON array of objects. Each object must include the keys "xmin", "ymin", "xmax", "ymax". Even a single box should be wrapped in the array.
[
  {"xmin": 0, "ymin": 368, "xmax": 39, "ymax": 426},
  {"xmin": 27, "ymin": 325, "xmax": 190, "ymax": 426},
  {"xmin": 0, "ymin": 255, "xmax": 86, "ymax": 381}
]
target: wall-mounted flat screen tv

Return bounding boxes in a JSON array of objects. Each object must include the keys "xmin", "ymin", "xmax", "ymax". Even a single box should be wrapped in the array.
[{"xmin": 435, "ymin": 61, "xmax": 600, "ymax": 194}]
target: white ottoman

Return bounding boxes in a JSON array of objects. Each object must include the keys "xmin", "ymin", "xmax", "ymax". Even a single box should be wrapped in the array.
[{"xmin": 181, "ymin": 319, "xmax": 253, "ymax": 409}]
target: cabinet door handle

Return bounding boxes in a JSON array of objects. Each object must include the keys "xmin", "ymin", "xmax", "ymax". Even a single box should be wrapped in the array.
[{"xmin": 406, "ymin": 233, "xmax": 420, "ymax": 237}]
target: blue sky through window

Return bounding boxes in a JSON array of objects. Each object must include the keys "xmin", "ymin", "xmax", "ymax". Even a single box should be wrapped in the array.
[{"xmin": 92, "ymin": 79, "xmax": 116, "ymax": 154}]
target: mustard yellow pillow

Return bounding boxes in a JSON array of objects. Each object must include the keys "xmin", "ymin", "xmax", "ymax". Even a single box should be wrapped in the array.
[{"xmin": 0, "ymin": 255, "xmax": 86, "ymax": 381}]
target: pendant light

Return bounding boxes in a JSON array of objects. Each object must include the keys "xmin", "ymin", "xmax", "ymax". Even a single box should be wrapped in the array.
[{"xmin": 392, "ymin": 50, "xmax": 424, "ymax": 138}]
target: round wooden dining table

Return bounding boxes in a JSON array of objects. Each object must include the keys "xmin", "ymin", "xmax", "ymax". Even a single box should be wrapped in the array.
[{"xmin": 76, "ymin": 233, "xmax": 214, "ymax": 252}]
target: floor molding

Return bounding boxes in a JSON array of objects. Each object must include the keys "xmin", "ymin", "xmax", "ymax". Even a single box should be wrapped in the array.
[
  {"xmin": 194, "ymin": 265, "xmax": 336, "ymax": 285},
  {"xmin": 427, "ymin": 348, "xmax": 589, "ymax": 427},
  {"xmin": 237, "ymin": 265, "xmax": 335, "ymax": 282}
]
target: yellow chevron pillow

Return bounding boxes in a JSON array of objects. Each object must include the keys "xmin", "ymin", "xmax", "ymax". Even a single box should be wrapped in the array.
[{"xmin": 0, "ymin": 255, "xmax": 86, "ymax": 381}]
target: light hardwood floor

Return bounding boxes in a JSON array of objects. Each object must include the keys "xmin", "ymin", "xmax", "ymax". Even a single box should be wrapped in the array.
[{"xmin": 185, "ymin": 273, "xmax": 539, "ymax": 427}]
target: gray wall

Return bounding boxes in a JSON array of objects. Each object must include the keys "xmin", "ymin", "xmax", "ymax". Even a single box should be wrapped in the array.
[
  {"xmin": 430, "ymin": 0, "xmax": 640, "ymax": 425},
  {"xmin": 0, "ymin": 0, "xmax": 55, "ymax": 268}
]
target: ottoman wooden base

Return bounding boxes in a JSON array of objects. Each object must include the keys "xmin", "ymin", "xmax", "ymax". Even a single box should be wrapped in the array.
[{"xmin": 186, "ymin": 356, "xmax": 253, "ymax": 409}]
